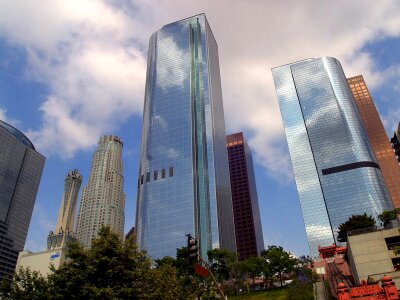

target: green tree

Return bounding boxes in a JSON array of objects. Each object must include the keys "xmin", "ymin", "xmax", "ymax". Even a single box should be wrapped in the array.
[
  {"xmin": 232, "ymin": 256, "xmax": 267, "ymax": 293},
  {"xmin": 337, "ymin": 213, "xmax": 376, "ymax": 243},
  {"xmin": 1, "ymin": 267, "xmax": 50, "ymax": 300},
  {"xmin": 261, "ymin": 245, "xmax": 296, "ymax": 287},
  {"xmin": 48, "ymin": 226, "xmax": 155, "ymax": 299},
  {"xmin": 1, "ymin": 226, "xmax": 191, "ymax": 300},
  {"xmin": 152, "ymin": 263, "xmax": 187, "ymax": 300},
  {"xmin": 207, "ymin": 248, "xmax": 237, "ymax": 282},
  {"xmin": 379, "ymin": 209, "xmax": 400, "ymax": 227},
  {"xmin": 154, "ymin": 249, "xmax": 202, "ymax": 299}
]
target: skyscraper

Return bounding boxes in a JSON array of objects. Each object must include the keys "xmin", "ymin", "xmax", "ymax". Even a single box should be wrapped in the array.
[
  {"xmin": 0, "ymin": 120, "xmax": 45, "ymax": 280},
  {"xmin": 227, "ymin": 132, "xmax": 264, "ymax": 260},
  {"xmin": 47, "ymin": 170, "xmax": 82, "ymax": 250},
  {"xmin": 76, "ymin": 135, "xmax": 125, "ymax": 248},
  {"xmin": 347, "ymin": 75, "xmax": 400, "ymax": 208},
  {"xmin": 135, "ymin": 14, "xmax": 236, "ymax": 260},
  {"xmin": 18, "ymin": 170, "xmax": 82, "ymax": 276},
  {"xmin": 272, "ymin": 57, "xmax": 393, "ymax": 257}
]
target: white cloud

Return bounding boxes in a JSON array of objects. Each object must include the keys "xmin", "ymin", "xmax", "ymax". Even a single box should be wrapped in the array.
[
  {"xmin": 0, "ymin": 107, "xmax": 20, "ymax": 127},
  {"xmin": 0, "ymin": 0, "xmax": 147, "ymax": 158},
  {"xmin": 0, "ymin": 0, "xmax": 399, "ymax": 177},
  {"xmin": 383, "ymin": 108, "xmax": 400, "ymax": 136}
]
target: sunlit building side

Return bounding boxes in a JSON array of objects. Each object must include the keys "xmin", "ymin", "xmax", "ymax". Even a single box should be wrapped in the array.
[
  {"xmin": 135, "ymin": 14, "xmax": 236, "ymax": 260},
  {"xmin": 272, "ymin": 57, "xmax": 393, "ymax": 257},
  {"xmin": 347, "ymin": 75, "xmax": 400, "ymax": 208}
]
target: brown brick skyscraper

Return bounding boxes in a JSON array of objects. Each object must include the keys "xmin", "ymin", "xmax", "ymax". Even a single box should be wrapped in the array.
[
  {"xmin": 348, "ymin": 75, "xmax": 400, "ymax": 208},
  {"xmin": 227, "ymin": 132, "xmax": 264, "ymax": 260}
]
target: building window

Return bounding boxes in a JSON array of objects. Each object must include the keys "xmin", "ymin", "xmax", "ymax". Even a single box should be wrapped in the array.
[
  {"xmin": 392, "ymin": 257, "xmax": 400, "ymax": 271},
  {"xmin": 140, "ymin": 175, "xmax": 144, "ymax": 185},
  {"xmin": 169, "ymin": 167, "xmax": 173, "ymax": 177},
  {"xmin": 161, "ymin": 169, "xmax": 166, "ymax": 179},
  {"xmin": 146, "ymin": 172, "xmax": 150, "ymax": 182},
  {"xmin": 385, "ymin": 236, "xmax": 400, "ymax": 250},
  {"xmin": 154, "ymin": 170, "xmax": 158, "ymax": 180}
]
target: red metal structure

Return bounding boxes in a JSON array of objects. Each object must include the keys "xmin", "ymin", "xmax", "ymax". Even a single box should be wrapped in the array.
[{"xmin": 337, "ymin": 276, "xmax": 399, "ymax": 300}]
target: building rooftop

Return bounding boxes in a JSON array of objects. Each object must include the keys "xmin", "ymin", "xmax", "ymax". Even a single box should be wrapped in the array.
[{"xmin": 0, "ymin": 120, "xmax": 35, "ymax": 150}]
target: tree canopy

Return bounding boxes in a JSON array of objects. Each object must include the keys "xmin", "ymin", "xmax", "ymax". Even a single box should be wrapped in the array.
[
  {"xmin": 1, "ymin": 226, "xmax": 191, "ymax": 300},
  {"xmin": 1, "ymin": 227, "xmax": 313, "ymax": 299},
  {"xmin": 261, "ymin": 245, "xmax": 297, "ymax": 287},
  {"xmin": 337, "ymin": 213, "xmax": 376, "ymax": 243},
  {"xmin": 379, "ymin": 209, "xmax": 400, "ymax": 227}
]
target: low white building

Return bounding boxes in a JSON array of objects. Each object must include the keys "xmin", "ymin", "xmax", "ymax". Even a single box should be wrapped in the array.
[{"xmin": 16, "ymin": 249, "xmax": 66, "ymax": 277}]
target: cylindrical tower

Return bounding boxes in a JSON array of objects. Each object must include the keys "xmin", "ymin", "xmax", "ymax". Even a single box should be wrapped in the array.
[{"xmin": 76, "ymin": 135, "xmax": 125, "ymax": 248}]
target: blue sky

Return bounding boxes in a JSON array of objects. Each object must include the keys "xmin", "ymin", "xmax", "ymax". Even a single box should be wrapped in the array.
[{"xmin": 0, "ymin": 0, "xmax": 399, "ymax": 257}]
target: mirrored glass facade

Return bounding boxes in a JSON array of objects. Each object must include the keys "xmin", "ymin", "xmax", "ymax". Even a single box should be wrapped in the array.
[
  {"xmin": 272, "ymin": 57, "xmax": 393, "ymax": 257},
  {"xmin": 0, "ymin": 120, "xmax": 45, "ymax": 280},
  {"xmin": 135, "ymin": 14, "xmax": 236, "ymax": 260},
  {"xmin": 347, "ymin": 75, "xmax": 400, "ymax": 208}
]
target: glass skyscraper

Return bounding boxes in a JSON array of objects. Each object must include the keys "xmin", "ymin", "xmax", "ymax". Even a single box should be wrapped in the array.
[
  {"xmin": 0, "ymin": 120, "xmax": 45, "ymax": 280},
  {"xmin": 347, "ymin": 75, "xmax": 400, "ymax": 208},
  {"xmin": 272, "ymin": 57, "xmax": 393, "ymax": 257},
  {"xmin": 135, "ymin": 14, "xmax": 236, "ymax": 260}
]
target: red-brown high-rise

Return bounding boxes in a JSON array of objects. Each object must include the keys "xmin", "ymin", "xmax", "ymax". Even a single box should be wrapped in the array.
[
  {"xmin": 347, "ymin": 75, "xmax": 400, "ymax": 208},
  {"xmin": 227, "ymin": 132, "xmax": 264, "ymax": 260}
]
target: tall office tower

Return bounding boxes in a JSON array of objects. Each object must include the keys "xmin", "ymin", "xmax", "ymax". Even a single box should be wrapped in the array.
[
  {"xmin": 347, "ymin": 76, "xmax": 400, "ymax": 208},
  {"xmin": 135, "ymin": 14, "xmax": 236, "ymax": 260},
  {"xmin": 76, "ymin": 135, "xmax": 125, "ymax": 248},
  {"xmin": 47, "ymin": 170, "xmax": 82, "ymax": 250},
  {"xmin": 272, "ymin": 57, "xmax": 393, "ymax": 257},
  {"xmin": 391, "ymin": 123, "xmax": 400, "ymax": 164},
  {"xmin": 227, "ymin": 133, "xmax": 264, "ymax": 260},
  {"xmin": 0, "ymin": 120, "xmax": 45, "ymax": 280}
]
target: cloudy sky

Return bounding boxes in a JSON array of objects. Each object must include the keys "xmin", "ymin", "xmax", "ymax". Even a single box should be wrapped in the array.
[{"xmin": 0, "ymin": 0, "xmax": 399, "ymax": 256}]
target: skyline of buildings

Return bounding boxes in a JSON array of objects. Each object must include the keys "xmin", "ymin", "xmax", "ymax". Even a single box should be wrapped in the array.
[
  {"xmin": 0, "ymin": 120, "xmax": 45, "ymax": 281},
  {"xmin": 76, "ymin": 135, "xmax": 126, "ymax": 248},
  {"xmin": 0, "ymin": 15, "xmax": 396, "ymax": 278},
  {"xmin": 135, "ymin": 13, "xmax": 236, "ymax": 260},
  {"xmin": 227, "ymin": 132, "xmax": 264, "ymax": 260},
  {"xmin": 347, "ymin": 75, "xmax": 400, "ymax": 209},
  {"xmin": 272, "ymin": 57, "xmax": 394, "ymax": 257}
]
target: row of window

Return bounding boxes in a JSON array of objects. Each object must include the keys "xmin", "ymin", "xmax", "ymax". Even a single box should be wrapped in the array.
[{"xmin": 140, "ymin": 167, "xmax": 174, "ymax": 185}]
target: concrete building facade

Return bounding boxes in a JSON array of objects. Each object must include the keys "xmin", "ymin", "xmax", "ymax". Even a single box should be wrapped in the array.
[
  {"xmin": 0, "ymin": 120, "xmax": 45, "ymax": 280},
  {"xmin": 76, "ymin": 135, "xmax": 125, "ymax": 248},
  {"xmin": 347, "ymin": 226, "xmax": 400, "ymax": 288}
]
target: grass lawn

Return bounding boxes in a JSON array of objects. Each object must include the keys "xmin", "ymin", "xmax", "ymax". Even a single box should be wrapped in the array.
[{"xmin": 228, "ymin": 288, "xmax": 289, "ymax": 300}]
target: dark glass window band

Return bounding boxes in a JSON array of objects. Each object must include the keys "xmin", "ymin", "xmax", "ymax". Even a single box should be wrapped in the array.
[{"xmin": 322, "ymin": 161, "xmax": 380, "ymax": 175}]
